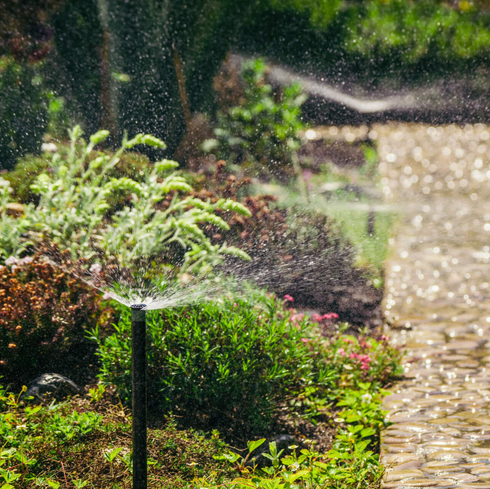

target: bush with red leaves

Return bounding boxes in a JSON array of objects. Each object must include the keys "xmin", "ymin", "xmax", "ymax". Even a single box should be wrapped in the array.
[
  {"xmin": 0, "ymin": 256, "xmax": 114, "ymax": 387},
  {"xmin": 189, "ymin": 162, "xmax": 383, "ymax": 328}
]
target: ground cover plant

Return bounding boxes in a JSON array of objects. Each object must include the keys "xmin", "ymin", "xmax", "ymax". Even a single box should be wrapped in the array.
[{"xmin": 0, "ymin": 292, "xmax": 403, "ymax": 488}]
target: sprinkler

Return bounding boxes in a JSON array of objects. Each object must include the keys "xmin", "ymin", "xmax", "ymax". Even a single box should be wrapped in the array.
[{"xmin": 131, "ymin": 304, "xmax": 147, "ymax": 489}]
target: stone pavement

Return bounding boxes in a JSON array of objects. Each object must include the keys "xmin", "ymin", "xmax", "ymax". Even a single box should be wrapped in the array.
[{"xmin": 375, "ymin": 123, "xmax": 490, "ymax": 487}]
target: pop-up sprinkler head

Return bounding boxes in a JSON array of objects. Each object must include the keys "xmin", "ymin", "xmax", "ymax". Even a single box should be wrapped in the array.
[{"xmin": 131, "ymin": 304, "xmax": 147, "ymax": 489}]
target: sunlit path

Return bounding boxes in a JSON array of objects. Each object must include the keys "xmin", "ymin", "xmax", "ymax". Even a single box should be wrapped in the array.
[{"xmin": 379, "ymin": 123, "xmax": 490, "ymax": 486}]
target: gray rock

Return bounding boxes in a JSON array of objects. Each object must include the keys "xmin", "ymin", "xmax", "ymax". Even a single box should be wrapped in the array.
[{"xmin": 24, "ymin": 373, "xmax": 80, "ymax": 401}]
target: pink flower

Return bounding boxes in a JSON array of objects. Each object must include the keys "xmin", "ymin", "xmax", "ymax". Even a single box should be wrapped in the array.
[
  {"xmin": 290, "ymin": 313, "xmax": 305, "ymax": 325},
  {"xmin": 359, "ymin": 354, "xmax": 372, "ymax": 363},
  {"xmin": 337, "ymin": 348, "xmax": 347, "ymax": 357},
  {"xmin": 343, "ymin": 339, "xmax": 354, "ymax": 344},
  {"xmin": 311, "ymin": 313, "xmax": 322, "ymax": 323},
  {"xmin": 233, "ymin": 303, "xmax": 238, "ymax": 308},
  {"xmin": 380, "ymin": 335, "xmax": 390, "ymax": 341},
  {"xmin": 302, "ymin": 169, "xmax": 313, "ymax": 182},
  {"xmin": 360, "ymin": 363, "xmax": 370, "ymax": 371},
  {"xmin": 300, "ymin": 338, "xmax": 310, "ymax": 344},
  {"xmin": 283, "ymin": 294, "xmax": 294, "ymax": 302},
  {"xmin": 350, "ymin": 353, "xmax": 359, "ymax": 360}
]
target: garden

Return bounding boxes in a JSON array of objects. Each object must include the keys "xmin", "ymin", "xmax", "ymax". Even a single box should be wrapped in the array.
[
  {"xmin": 5, "ymin": 0, "xmax": 489, "ymax": 487},
  {"xmin": 0, "ymin": 62, "xmax": 404, "ymax": 487}
]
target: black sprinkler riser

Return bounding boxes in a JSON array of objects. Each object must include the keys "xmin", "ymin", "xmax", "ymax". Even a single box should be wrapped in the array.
[{"xmin": 131, "ymin": 306, "xmax": 147, "ymax": 489}]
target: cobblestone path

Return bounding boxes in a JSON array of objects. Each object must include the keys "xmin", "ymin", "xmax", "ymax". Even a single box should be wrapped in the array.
[{"xmin": 377, "ymin": 123, "xmax": 490, "ymax": 487}]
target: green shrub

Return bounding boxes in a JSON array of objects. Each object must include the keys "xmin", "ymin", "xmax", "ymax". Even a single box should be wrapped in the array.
[
  {"xmin": 0, "ymin": 56, "xmax": 47, "ymax": 170},
  {"xmin": 204, "ymin": 58, "xmax": 307, "ymax": 179},
  {"xmin": 93, "ymin": 291, "xmax": 333, "ymax": 432},
  {"xmin": 4, "ymin": 147, "xmax": 153, "ymax": 205},
  {"xmin": 343, "ymin": 0, "xmax": 490, "ymax": 64},
  {"xmin": 2, "ymin": 154, "xmax": 49, "ymax": 204}
]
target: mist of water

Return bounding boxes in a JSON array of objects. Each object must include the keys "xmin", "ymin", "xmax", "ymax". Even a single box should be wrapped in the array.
[{"xmin": 37, "ymin": 233, "xmax": 361, "ymax": 312}]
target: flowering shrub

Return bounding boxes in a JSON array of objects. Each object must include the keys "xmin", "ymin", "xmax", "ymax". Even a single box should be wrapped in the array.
[
  {"xmin": 94, "ymin": 288, "xmax": 402, "ymax": 435},
  {"xmin": 0, "ymin": 256, "xmax": 114, "ymax": 386},
  {"xmin": 321, "ymin": 332, "xmax": 403, "ymax": 390}
]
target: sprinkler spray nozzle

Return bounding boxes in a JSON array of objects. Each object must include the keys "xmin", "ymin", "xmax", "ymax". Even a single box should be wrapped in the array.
[{"xmin": 131, "ymin": 303, "xmax": 147, "ymax": 310}]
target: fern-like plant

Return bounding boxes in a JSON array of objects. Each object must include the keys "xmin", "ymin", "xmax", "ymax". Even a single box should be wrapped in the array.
[{"xmin": 0, "ymin": 126, "xmax": 251, "ymax": 274}]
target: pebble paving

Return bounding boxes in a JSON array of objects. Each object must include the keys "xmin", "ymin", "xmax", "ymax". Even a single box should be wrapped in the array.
[{"xmin": 374, "ymin": 122, "xmax": 490, "ymax": 487}]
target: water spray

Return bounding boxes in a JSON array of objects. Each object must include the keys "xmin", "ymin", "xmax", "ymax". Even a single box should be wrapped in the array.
[{"xmin": 131, "ymin": 303, "xmax": 147, "ymax": 489}]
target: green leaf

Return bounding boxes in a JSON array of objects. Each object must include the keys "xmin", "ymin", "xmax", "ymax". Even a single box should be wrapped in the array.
[
  {"xmin": 216, "ymin": 199, "xmax": 252, "ymax": 217},
  {"xmin": 89, "ymin": 130, "xmax": 110, "ymax": 145},
  {"xmin": 155, "ymin": 159, "xmax": 179, "ymax": 172},
  {"xmin": 213, "ymin": 452, "xmax": 240, "ymax": 463},
  {"xmin": 105, "ymin": 447, "xmax": 123, "ymax": 463},
  {"xmin": 361, "ymin": 427, "xmax": 376, "ymax": 438},
  {"xmin": 247, "ymin": 438, "xmax": 266, "ymax": 454},
  {"xmin": 140, "ymin": 135, "xmax": 166, "ymax": 148}
]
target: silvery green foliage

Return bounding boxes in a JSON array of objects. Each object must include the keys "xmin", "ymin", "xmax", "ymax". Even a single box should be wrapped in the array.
[
  {"xmin": 1, "ymin": 125, "xmax": 251, "ymax": 272},
  {"xmin": 0, "ymin": 179, "xmax": 31, "ymax": 260}
]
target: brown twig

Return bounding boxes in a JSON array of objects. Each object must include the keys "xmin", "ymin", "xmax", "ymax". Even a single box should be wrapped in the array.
[{"xmin": 60, "ymin": 460, "xmax": 69, "ymax": 488}]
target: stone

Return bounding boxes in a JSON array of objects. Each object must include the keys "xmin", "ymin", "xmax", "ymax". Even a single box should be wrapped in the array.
[
  {"xmin": 4, "ymin": 202, "xmax": 24, "ymax": 217},
  {"xmin": 463, "ymin": 434, "xmax": 490, "ymax": 441},
  {"xmin": 394, "ymin": 422, "xmax": 434, "ymax": 433},
  {"xmin": 427, "ymin": 450, "xmax": 467, "ymax": 462},
  {"xmin": 387, "ymin": 444, "xmax": 417, "ymax": 453},
  {"xmin": 24, "ymin": 373, "xmax": 80, "ymax": 401},
  {"xmin": 457, "ymin": 484, "xmax": 490, "ymax": 489},
  {"xmin": 473, "ymin": 448, "xmax": 490, "ymax": 455},
  {"xmin": 422, "ymin": 465, "xmax": 461, "ymax": 475},
  {"xmin": 384, "ymin": 437, "xmax": 417, "ymax": 444},
  {"xmin": 385, "ymin": 430, "xmax": 421, "ymax": 438},
  {"xmin": 468, "ymin": 456, "xmax": 490, "ymax": 464},
  {"xmin": 445, "ymin": 473, "xmax": 479, "ymax": 483},
  {"xmin": 439, "ymin": 428, "xmax": 462, "ymax": 436},
  {"xmin": 387, "ymin": 479, "xmax": 442, "ymax": 487},
  {"xmin": 470, "ymin": 464, "xmax": 490, "ymax": 475},
  {"xmin": 394, "ymin": 461, "xmax": 423, "ymax": 470},
  {"xmin": 384, "ymin": 469, "xmax": 425, "ymax": 482},
  {"xmin": 382, "ymin": 453, "xmax": 421, "ymax": 465},
  {"xmin": 423, "ymin": 440, "xmax": 470, "ymax": 448}
]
